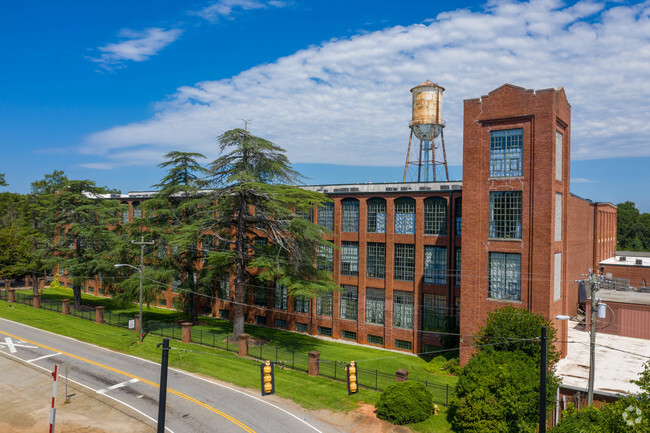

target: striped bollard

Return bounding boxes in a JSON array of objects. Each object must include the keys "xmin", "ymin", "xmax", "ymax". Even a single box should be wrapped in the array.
[{"xmin": 50, "ymin": 364, "xmax": 58, "ymax": 433}]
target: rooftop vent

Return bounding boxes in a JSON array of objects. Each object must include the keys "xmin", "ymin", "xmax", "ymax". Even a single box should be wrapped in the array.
[
  {"xmin": 637, "ymin": 259, "xmax": 643, "ymax": 265},
  {"xmin": 419, "ymin": 186, "xmax": 432, "ymax": 191},
  {"xmin": 386, "ymin": 187, "xmax": 398, "ymax": 191},
  {"xmin": 440, "ymin": 185, "xmax": 450, "ymax": 190},
  {"xmin": 619, "ymin": 256, "xmax": 627, "ymax": 261}
]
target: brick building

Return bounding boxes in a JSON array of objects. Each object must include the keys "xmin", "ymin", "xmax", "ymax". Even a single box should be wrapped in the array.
[{"xmin": 60, "ymin": 84, "xmax": 616, "ymax": 358}]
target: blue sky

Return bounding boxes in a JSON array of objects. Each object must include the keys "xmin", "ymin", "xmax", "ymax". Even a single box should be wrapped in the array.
[{"xmin": 1, "ymin": 0, "xmax": 649, "ymax": 211}]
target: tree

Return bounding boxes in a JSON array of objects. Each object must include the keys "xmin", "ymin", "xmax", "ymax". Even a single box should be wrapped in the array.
[
  {"xmin": 0, "ymin": 173, "xmax": 7, "ymax": 187},
  {"xmin": 617, "ymin": 201, "xmax": 650, "ymax": 252},
  {"xmin": 449, "ymin": 306, "xmax": 560, "ymax": 432},
  {"xmin": 198, "ymin": 129, "xmax": 336, "ymax": 338},
  {"xmin": 30, "ymin": 170, "xmax": 68, "ymax": 195},
  {"xmin": 0, "ymin": 192, "xmax": 31, "ymax": 279}
]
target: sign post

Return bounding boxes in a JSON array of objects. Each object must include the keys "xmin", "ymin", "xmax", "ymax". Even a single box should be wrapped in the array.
[{"xmin": 128, "ymin": 319, "xmax": 135, "ymax": 346}]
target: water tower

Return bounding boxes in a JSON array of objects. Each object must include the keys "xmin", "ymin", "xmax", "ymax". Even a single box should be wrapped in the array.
[{"xmin": 403, "ymin": 81, "xmax": 449, "ymax": 182}]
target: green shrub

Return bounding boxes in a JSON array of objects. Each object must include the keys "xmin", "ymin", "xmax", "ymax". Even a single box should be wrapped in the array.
[
  {"xmin": 424, "ymin": 355, "xmax": 448, "ymax": 374},
  {"xmin": 443, "ymin": 357, "xmax": 461, "ymax": 375},
  {"xmin": 376, "ymin": 381, "xmax": 434, "ymax": 425}
]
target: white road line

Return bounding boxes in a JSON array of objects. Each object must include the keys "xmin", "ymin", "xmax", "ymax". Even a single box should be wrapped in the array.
[
  {"xmin": 27, "ymin": 352, "xmax": 61, "ymax": 363},
  {"xmin": 97, "ymin": 378, "xmax": 140, "ymax": 394},
  {"xmin": 5, "ymin": 337, "xmax": 16, "ymax": 353}
]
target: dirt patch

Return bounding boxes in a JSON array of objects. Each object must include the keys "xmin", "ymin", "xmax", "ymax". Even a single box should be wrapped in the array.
[
  {"xmin": 0, "ymin": 354, "xmax": 154, "ymax": 433},
  {"xmin": 311, "ymin": 403, "xmax": 412, "ymax": 433}
]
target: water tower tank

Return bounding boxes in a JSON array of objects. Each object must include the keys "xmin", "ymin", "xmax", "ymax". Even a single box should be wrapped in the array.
[{"xmin": 410, "ymin": 81, "xmax": 444, "ymax": 141}]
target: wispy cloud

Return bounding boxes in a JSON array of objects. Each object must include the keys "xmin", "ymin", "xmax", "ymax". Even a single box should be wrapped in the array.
[
  {"xmin": 85, "ymin": 0, "xmax": 650, "ymax": 170},
  {"xmin": 190, "ymin": 0, "xmax": 287, "ymax": 22},
  {"xmin": 571, "ymin": 178, "xmax": 597, "ymax": 184},
  {"xmin": 90, "ymin": 27, "xmax": 183, "ymax": 70}
]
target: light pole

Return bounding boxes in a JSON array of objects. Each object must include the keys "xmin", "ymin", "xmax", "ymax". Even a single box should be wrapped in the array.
[{"xmin": 115, "ymin": 262, "xmax": 144, "ymax": 342}]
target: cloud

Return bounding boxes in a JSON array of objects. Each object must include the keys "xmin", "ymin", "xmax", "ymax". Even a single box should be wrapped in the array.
[
  {"xmin": 190, "ymin": 0, "xmax": 287, "ymax": 22},
  {"xmin": 90, "ymin": 27, "xmax": 183, "ymax": 70},
  {"xmin": 571, "ymin": 178, "xmax": 597, "ymax": 184},
  {"xmin": 85, "ymin": 0, "xmax": 650, "ymax": 169}
]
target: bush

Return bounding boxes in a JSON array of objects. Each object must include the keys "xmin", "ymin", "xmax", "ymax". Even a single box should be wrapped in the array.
[
  {"xmin": 424, "ymin": 355, "xmax": 448, "ymax": 374},
  {"xmin": 376, "ymin": 381, "xmax": 434, "ymax": 425},
  {"xmin": 443, "ymin": 357, "xmax": 462, "ymax": 375}
]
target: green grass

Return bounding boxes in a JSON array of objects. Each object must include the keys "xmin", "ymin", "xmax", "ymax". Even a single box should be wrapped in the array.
[{"xmin": 4, "ymin": 288, "xmax": 456, "ymax": 431}]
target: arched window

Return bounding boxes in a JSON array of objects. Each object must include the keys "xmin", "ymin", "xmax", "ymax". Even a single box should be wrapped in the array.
[
  {"xmin": 366, "ymin": 198, "xmax": 386, "ymax": 233},
  {"xmin": 424, "ymin": 197, "xmax": 447, "ymax": 235},
  {"xmin": 394, "ymin": 198, "xmax": 416, "ymax": 234}
]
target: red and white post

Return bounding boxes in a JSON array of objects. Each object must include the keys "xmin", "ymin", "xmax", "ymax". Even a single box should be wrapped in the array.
[{"xmin": 50, "ymin": 364, "xmax": 58, "ymax": 433}]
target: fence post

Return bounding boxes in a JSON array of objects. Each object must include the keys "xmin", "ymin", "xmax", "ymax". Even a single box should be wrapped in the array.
[
  {"xmin": 308, "ymin": 351, "xmax": 320, "ymax": 377},
  {"xmin": 8, "ymin": 288, "xmax": 15, "ymax": 304},
  {"xmin": 181, "ymin": 322, "xmax": 192, "ymax": 343},
  {"xmin": 95, "ymin": 306, "xmax": 105, "ymax": 324},
  {"xmin": 238, "ymin": 334, "xmax": 250, "ymax": 357},
  {"xmin": 395, "ymin": 369, "xmax": 409, "ymax": 383}
]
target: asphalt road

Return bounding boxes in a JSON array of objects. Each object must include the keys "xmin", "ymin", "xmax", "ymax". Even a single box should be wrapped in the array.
[{"xmin": 0, "ymin": 318, "xmax": 345, "ymax": 433}]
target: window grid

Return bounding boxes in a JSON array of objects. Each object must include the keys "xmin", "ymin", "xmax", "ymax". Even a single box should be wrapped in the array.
[
  {"xmin": 340, "ymin": 242, "xmax": 359, "ymax": 276},
  {"xmin": 274, "ymin": 283, "xmax": 287, "ymax": 310},
  {"xmin": 366, "ymin": 242, "xmax": 386, "ymax": 279},
  {"xmin": 132, "ymin": 202, "xmax": 142, "ymax": 219},
  {"xmin": 367, "ymin": 199, "xmax": 386, "ymax": 233},
  {"xmin": 317, "ymin": 245, "xmax": 334, "ymax": 271},
  {"xmin": 318, "ymin": 202, "xmax": 334, "ymax": 230},
  {"xmin": 318, "ymin": 326, "xmax": 332, "ymax": 337},
  {"xmin": 294, "ymin": 296, "xmax": 310, "ymax": 313},
  {"xmin": 367, "ymin": 335, "xmax": 383, "ymax": 345},
  {"xmin": 121, "ymin": 202, "xmax": 129, "ymax": 224},
  {"xmin": 490, "ymin": 128, "xmax": 523, "ymax": 177},
  {"xmin": 341, "ymin": 199, "xmax": 359, "ymax": 233},
  {"xmin": 455, "ymin": 248, "xmax": 461, "ymax": 287},
  {"xmin": 317, "ymin": 292, "xmax": 333, "ymax": 317},
  {"xmin": 342, "ymin": 330, "xmax": 357, "ymax": 340},
  {"xmin": 340, "ymin": 285, "xmax": 358, "ymax": 321},
  {"xmin": 218, "ymin": 278, "xmax": 230, "ymax": 300},
  {"xmin": 395, "ymin": 339, "xmax": 413, "ymax": 350},
  {"xmin": 424, "ymin": 198, "xmax": 447, "ymax": 235},
  {"xmin": 424, "ymin": 245, "xmax": 447, "ymax": 285},
  {"xmin": 394, "ymin": 244, "xmax": 415, "ymax": 281},
  {"xmin": 455, "ymin": 199, "xmax": 462, "ymax": 236},
  {"xmin": 489, "ymin": 191, "xmax": 522, "ymax": 239},
  {"xmin": 254, "ymin": 287, "xmax": 267, "ymax": 306},
  {"xmin": 295, "ymin": 323, "xmax": 308, "ymax": 332},
  {"xmin": 488, "ymin": 252, "xmax": 521, "ymax": 301},
  {"xmin": 274, "ymin": 319, "xmax": 287, "ymax": 328},
  {"xmin": 365, "ymin": 288, "xmax": 385, "ymax": 325},
  {"xmin": 394, "ymin": 199, "xmax": 416, "ymax": 234},
  {"xmin": 455, "ymin": 296, "xmax": 461, "ymax": 326},
  {"xmin": 423, "ymin": 293, "xmax": 446, "ymax": 331},
  {"xmin": 393, "ymin": 291, "xmax": 414, "ymax": 329}
]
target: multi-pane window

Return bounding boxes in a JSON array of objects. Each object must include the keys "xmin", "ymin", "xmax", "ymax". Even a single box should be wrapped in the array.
[
  {"xmin": 296, "ymin": 208, "xmax": 312, "ymax": 222},
  {"xmin": 274, "ymin": 283, "xmax": 287, "ymax": 310},
  {"xmin": 455, "ymin": 248, "xmax": 461, "ymax": 287},
  {"xmin": 254, "ymin": 287, "xmax": 267, "ymax": 306},
  {"xmin": 317, "ymin": 245, "xmax": 334, "ymax": 271},
  {"xmin": 341, "ymin": 199, "xmax": 359, "ymax": 233},
  {"xmin": 340, "ymin": 285, "xmax": 358, "ymax": 321},
  {"xmin": 556, "ymin": 131, "xmax": 563, "ymax": 181},
  {"xmin": 121, "ymin": 202, "xmax": 129, "ymax": 224},
  {"xmin": 423, "ymin": 293, "xmax": 446, "ymax": 331},
  {"xmin": 318, "ymin": 202, "xmax": 334, "ymax": 230},
  {"xmin": 490, "ymin": 128, "xmax": 523, "ymax": 177},
  {"xmin": 394, "ymin": 244, "xmax": 415, "ymax": 281},
  {"xmin": 395, "ymin": 339, "xmax": 413, "ymax": 350},
  {"xmin": 488, "ymin": 252, "xmax": 521, "ymax": 301},
  {"xmin": 365, "ymin": 288, "xmax": 385, "ymax": 325},
  {"xmin": 424, "ymin": 198, "xmax": 447, "ymax": 235},
  {"xmin": 218, "ymin": 277, "xmax": 230, "ymax": 300},
  {"xmin": 340, "ymin": 242, "xmax": 359, "ymax": 276},
  {"xmin": 489, "ymin": 191, "xmax": 522, "ymax": 239},
  {"xmin": 366, "ymin": 242, "xmax": 386, "ymax": 279},
  {"xmin": 424, "ymin": 246, "xmax": 447, "ymax": 285},
  {"xmin": 455, "ymin": 199, "xmax": 462, "ymax": 236},
  {"xmin": 367, "ymin": 198, "xmax": 386, "ymax": 233},
  {"xmin": 393, "ymin": 291, "xmax": 414, "ymax": 329},
  {"xmin": 132, "ymin": 202, "xmax": 142, "ymax": 219},
  {"xmin": 394, "ymin": 198, "xmax": 416, "ymax": 234},
  {"xmin": 294, "ymin": 295, "xmax": 310, "ymax": 313},
  {"xmin": 317, "ymin": 291, "xmax": 333, "ymax": 316}
]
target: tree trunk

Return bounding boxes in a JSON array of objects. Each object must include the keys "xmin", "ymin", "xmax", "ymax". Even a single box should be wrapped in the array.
[
  {"xmin": 189, "ymin": 292, "xmax": 198, "ymax": 322},
  {"xmin": 72, "ymin": 283, "xmax": 82, "ymax": 309},
  {"xmin": 32, "ymin": 271, "xmax": 39, "ymax": 296},
  {"xmin": 232, "ymin": 199, "xmax": 248, "ymax": 340}
]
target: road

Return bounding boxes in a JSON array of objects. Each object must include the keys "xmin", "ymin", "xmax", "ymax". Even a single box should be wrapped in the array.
[{"xmin": 0, "ymin": 318, "xmax": 345, "ymax": 433}]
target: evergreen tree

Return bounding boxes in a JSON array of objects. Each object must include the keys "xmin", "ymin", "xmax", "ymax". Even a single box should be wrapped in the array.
[{"xmin": 197, "ymin": 129, "xmax": 336, "ymax": 339}]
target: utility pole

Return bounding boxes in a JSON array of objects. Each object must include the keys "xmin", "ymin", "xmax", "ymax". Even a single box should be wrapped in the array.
[
  {"xmin": 539, "ymin": 326, "xmax": 547, "ymax": 433},
  {"xmin": 157, "ymin": 338, "xmax": 170, "ymax": 433},
  {"xmin": 587, "ymin": 272, "xmax": 598, "ymax": 405},
  {"xmin": 132, "ymin": 236, "xmax": 154, "ymax": 343}
]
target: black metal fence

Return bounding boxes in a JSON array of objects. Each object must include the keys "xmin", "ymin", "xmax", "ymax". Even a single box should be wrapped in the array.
[{"xmin": 0, "ymin": 290, "xmax": 455, "ymax": 405}]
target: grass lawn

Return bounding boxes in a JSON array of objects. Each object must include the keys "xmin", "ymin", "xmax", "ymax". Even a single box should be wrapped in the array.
[{"xmin": 4, "ymin": 288, "xmax": 456, "ymax": 432}]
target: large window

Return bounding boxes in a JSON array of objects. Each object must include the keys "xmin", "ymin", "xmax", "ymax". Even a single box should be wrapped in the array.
[
  {"xmin": 393, "ymin": 291, "xmax": 414, "ymax": 329},
  {"xmin": 555, "ymin": 193, "xmax": 562, "ymax": 242},
  {"xmin": 317, "ymin": 245, "xmax": 334, "ymax": 271},
  {"xmin": 317, "ymin": 292, "xmax": 332, "ymax": 316},
  {"xmin": 340, "ymin": 285, "xmax": 358, "ymax": 321},
  {"xmin": 254, "ymin": 287, "xmax": 267, "ymax": 306},
  {"xmin": 274, "ymin": 283, "xmax": 287, "ymax": 310},
  {"xmin": 367, "ymin": 198, "xmax": 386, "ymax": 233},
  {"xmin": 366, "ymin": 242, "xmax": 386, "ymax": 279},
  {"xmin": 424, "ymin": 198, "xmax": 447, "ymax": 235},
  {"xmin": 489, "ymin": 191, "xmax": 522, "ymax": 239},
  {"xmin": 490, "ymin": 128, "xmax": 523, "ymax": 177},
  {"xmin": 556, "ymin": 131, "xmax": 563, "ymax": 181},
  {"xmin": 341, "ymin": 199, "xmax": 359, "ymax": 233},
  {"xmin": 554, "ymin": 252, "xmax": 562, "ymax": 301},
  {"xmin": 455, "ymin": 198, "xmax": 462, "ymax": 236},
  {"xmin": 394, "ymin": 198, "xmax": 416, "ymax": 234},
  {"xmin": 455, "ymin": 248, "xmax": 461, "ymax": 287},
  {"xmin": 340, "ymin": 242, "xmax": 359, "ymax": 276},
  {"xmin": 294, "ymin": 295, "xmax": 310, "ymax": 313},
  {"xmin": 318, "ymin": 202, "xmax": 334, "ymax": 230},
  {"xmin": 121, "ymin": 202, "xmax": 129, "ymax": 224},
  {"xmin": 488, "ymin": 252, "xmax": 521, "ymax": 301},
  {"xmin": 423, "ymin": 293, "xmax": 446, "ymax": 331},
  {"xmin": 132, "ymin": 202, "xmax": 142, "ymax": 219},
  {"xmin": 365, "ymin": 288, "xmax": 385, "ymax": 325},
  {"xmin": 424, "ymin": 246, "xmax": 447, "ymax": 285},
  {"xmin": 394, "ymin": 244, "xmax": 415, "ymax": 281},
  {"xmin": 218, "ymin": 277, "xmax": 230, "ymax": 300}
]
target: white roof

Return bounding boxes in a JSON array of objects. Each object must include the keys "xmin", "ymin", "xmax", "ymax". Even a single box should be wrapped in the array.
[{"xmin": 556, "ymin": 321, "xmax": 650, "ymax": 396}]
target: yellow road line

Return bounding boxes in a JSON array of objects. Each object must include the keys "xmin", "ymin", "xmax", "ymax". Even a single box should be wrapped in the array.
[{"xmin": 0, "ymin": 329, "xmax": 256, "ymax": 433}]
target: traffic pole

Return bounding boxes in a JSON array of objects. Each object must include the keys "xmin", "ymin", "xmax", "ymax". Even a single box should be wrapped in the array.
[
  {"xmin": 157, "ymin": 338, "xmax": 170, "ymax": 433},
  {"xmin": 50, "ymin": 364, "xmax": 58, "ymax": 433}
]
